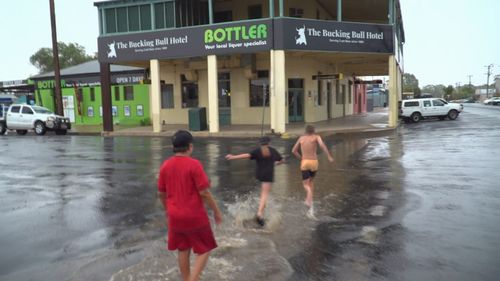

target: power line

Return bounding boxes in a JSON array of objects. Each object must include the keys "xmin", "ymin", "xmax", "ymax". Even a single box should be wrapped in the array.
[{"xmin": 485, "ymin": 64, "xmax": 494, "ymax": 98}]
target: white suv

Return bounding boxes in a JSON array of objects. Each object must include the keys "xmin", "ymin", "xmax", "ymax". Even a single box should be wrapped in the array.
[
  {"xmin": 2, "ymin": 104, "xmax": 71, "ymax": 135},
  {"xmin": 399, "ymin": 98, "xmax": 463, "ymax": 123}
]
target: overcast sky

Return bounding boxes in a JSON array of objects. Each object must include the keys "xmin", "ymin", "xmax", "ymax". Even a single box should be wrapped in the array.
[{"xmin": 0, "ymin": 0, "xmax": 499, "ymax": 87}]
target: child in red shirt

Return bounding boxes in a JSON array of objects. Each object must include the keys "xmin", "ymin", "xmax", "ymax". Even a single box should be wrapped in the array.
[{"xmin": 158, "ymin": 130, "xmax": 223, "ymax": 281}]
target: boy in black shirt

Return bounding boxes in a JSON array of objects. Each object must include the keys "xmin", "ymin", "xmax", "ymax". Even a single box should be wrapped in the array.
[{"xmin": 226, "ymin": 137, "xmax": 283, "ymax": 226}]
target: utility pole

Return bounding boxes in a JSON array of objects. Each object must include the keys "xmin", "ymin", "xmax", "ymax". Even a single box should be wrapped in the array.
[
  {"xmin": 485, "ymin": 64, "xmax": 493, "ymax": 98},
  {"xmin": 49, "ymin": 0, "xmax": 63, "ymax": 115},
  {"xmin": 467, "ymin": 75, "xmax": 473, "ymax": 86},
  {"xmin": 456, "ymin": 82, "xmax": 461, "ymax": 99}
]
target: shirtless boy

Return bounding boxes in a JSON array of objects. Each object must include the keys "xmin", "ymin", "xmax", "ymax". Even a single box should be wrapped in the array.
[{"xmin": 292, "ymin": 125, "xmax": 334, "ymax": 216}]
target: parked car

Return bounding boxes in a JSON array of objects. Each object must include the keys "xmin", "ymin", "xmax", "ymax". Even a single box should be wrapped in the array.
[
  {"xmin": 0, "ymin": 104, "xmax": 71, "ymax": 135},
  {"xmin": 483, "ymin": 97, "xmax": 500, "ymax": 105},
  {"xmin": 399, "ymin": 98, "xmax": 463, "ymax": 123}
]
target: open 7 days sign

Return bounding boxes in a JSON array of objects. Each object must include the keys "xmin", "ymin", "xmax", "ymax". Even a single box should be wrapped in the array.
[{"xmin": 98, "ymin": 20, "xmax": 273, "ymax": 63}]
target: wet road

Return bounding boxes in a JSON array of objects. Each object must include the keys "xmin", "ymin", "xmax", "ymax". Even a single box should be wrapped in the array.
[{"xmin": 0, "ymin": 103, "xmax": 499, "ymax": 281}]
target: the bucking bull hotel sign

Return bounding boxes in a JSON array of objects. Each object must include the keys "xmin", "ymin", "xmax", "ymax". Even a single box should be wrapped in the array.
[{"xmin": 98, "ymin": 19, "xmax": 273, "ymax": 63}]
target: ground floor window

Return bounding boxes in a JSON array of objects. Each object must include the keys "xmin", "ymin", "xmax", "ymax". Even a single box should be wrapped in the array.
[
  {"xmin": 218, "ymin": 72, "xmax": 231, "ymax": 107},
  {"xmin": 90, "ymin": 88, "xmax": 95, "ymax": 102},
  {"xmin": 181, "ymin": 75, "xmax": 198, "ymax": 108},
  {"xmin": 161, "ymin": 84, "xmax": 174, "ymax": 108},
  {"xmin": 249, "ymin": 71, "xmax": 269, "ymax": 107},
  {"xmin": 317, "ymin": 79, "xmax": 323, "ymax": 106},
  {"xmin": 114, "ymin": 86, "xmax": 120, "ymax": 101},
  {"xmin": 348, "ymin": 83, "xmax": 352, "ymax": 104},
  {"xmin": 124, "ymin": 86, "xmax": 134, "ymax": 101}
]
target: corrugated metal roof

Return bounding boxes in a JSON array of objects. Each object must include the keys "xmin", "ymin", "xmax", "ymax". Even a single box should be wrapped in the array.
[{"xmin": 30, "ymin": 60, "xmax": 144, "ymax": 79}]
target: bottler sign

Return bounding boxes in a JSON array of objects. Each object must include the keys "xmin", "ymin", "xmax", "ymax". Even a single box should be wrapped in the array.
[{"xmin": 98, "ymin": 19, "xmax": 273, "ymax": 63}]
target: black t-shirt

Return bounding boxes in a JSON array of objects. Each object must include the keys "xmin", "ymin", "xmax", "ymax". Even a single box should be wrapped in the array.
[{"xmin": 249, "ymin": 146, "xmax": 283, "ymax": 182}]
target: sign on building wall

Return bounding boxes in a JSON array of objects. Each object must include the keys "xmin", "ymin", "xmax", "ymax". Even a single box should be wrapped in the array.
[
  {"xmin": 98, "ymin": 19, "xmax": 273, "ymax": 63},
  {"xmin": 275, "ymin": 18, "xmax": 393, "ymax": 54},
  {"xmin": 34, "ymin": 73, "xmax": 145, "ymax": 89}
]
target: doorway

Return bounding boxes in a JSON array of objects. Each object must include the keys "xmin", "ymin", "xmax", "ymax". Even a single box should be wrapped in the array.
[
  {"xmin": 288, "ymin": 79, "xmax": 304, "ymax": 122},
  {"xmin": 218, "ymin": 72, "xmax": 231, "ymax": 126},
  {"xmin": 327, "ymin": 81, "xmax": 332, "ymax": 118}
]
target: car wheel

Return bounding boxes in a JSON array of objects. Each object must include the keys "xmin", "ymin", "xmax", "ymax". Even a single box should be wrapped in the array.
[
  {"xmin": 34, "ymin": 121, "xmax": 47, "ymax": 135},
  {"xmin": 16, "ymin": 130, "xmax": 28, "ymax": 135},
  {"xmin": 0, "ymin": 123, "xmax": 6, "ymax": 135},
  {"xmin": 55, "ymin": 129, "xmax": 67, "ymax": 135},
  {"xmin": 448, "ymin": 110, "xmax": 458, "ymax": 120},
  {"xmin": 410, "ymin": 112, "xmax": 421, "ymax": 123}
]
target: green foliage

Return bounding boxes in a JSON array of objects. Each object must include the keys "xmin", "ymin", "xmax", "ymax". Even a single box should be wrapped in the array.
[
  {"xmin": 403, "ymin": 73, "xmax": 421, "ymax": 96},
  {"xmin": 421, "ymin": 84, "xmax": 446, "ymax": 98},
  {"xmin": 29, "ymin": 42, "xmax": 94, "ymax": 74},
  {"xmin": 444, "ymin": 85, "xmax": 454, "ymax": 97}
]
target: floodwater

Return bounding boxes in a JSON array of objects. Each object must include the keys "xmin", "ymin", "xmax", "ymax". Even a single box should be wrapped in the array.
[{"xmin": 0, "ymin": 104, "xmax": 499, "ymax": 281}]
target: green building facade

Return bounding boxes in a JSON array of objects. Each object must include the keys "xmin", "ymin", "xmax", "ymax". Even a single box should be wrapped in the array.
[{"xmin": 31, "ymin": 60, "xmax": 151, "ymax": 126}]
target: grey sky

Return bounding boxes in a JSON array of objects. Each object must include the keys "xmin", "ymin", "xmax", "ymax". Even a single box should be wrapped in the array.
[{"xmin": 0, "ymin": 0, "xmax": 499, "ymax": 87}]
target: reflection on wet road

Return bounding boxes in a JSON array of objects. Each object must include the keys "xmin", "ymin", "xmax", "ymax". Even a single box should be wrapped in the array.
[{"xmin": 0, "ymin": 104, "xmax": 499, "ymax": 281}]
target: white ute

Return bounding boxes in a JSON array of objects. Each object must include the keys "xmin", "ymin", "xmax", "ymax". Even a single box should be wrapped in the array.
[
  {"xmin": 0, "ymin": 104, "xmax": 71, "ymax": 135},
  {"xmin": 399, "ymin": 98, "xmax": 463, "ymax": 123}
]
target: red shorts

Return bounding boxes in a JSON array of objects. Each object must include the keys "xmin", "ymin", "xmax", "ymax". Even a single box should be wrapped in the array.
[{"xmin": 167, "ymin": 225, "xmax": 217, "ymax": 254}]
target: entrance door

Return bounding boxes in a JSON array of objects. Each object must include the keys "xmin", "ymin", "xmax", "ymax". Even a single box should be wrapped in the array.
[
  {"xmin": 288, "ymin": 79, "xmax": 304, "ymax": 122},
  {"xmin": 218, "ymin": 72, "xmax": 231, "ymax": 126},
  {"xmin": 327, "ymin": 81, "xmax": 332, "ymax": 118}
]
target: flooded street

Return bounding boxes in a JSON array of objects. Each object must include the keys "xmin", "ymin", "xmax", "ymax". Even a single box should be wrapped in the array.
[{"xmin": 1, "ymin": 104, "xmax": 499, "ymax": 281}]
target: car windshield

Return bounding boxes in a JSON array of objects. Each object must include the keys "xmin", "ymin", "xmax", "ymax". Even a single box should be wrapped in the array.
[{"xmin": 32, "ymin": 106, "xmax": 53, "ymax": 114}]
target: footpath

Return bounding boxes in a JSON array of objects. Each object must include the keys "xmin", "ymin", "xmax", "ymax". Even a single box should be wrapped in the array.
[{"xmin": 71, "ymin": 108, "xmax": 394, "ymax": 139}]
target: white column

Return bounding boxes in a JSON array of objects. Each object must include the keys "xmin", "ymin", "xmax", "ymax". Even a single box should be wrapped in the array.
[
  {"xmin": 150, "ymin": 59, "xmax": 162, "ymax": 133},
  {"xmin": 270, "ymin": 50, "xmax": 276, "ymax": 131},
  {"xmin": 388, "ymin": 55, "xmax": 398, "ymax": 127},
  {"xmin": 207, "ymin": 55, "xmax": 219, "ymax": 133},
  {"xmin": 272, "ymin": 50, "xmax": 286, "ymax": 133}
]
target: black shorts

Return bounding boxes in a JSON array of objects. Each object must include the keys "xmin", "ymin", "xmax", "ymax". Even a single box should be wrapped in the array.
[{"xmin": 301, "ymin": 170, "xmax": 317, "ymax": 180}]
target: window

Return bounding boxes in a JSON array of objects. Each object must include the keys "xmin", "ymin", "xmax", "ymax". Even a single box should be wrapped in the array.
[
  {"xmin": 335, "ymin": 81, "xmax": 341, "ymax": 104},
  {"xmin": 10, "ymin": 106, "xmax": 20, "ymax": 113},
  {"xmin": 248, "ymin": 5, "xmax": 263, "ymax": 19},
  {"xmin": 114, "ymin": 86, "xmax": 120, "ymax": 101},
  {"xmin": 128, "ymin": 6, "xmax": 140, "ymax": 32},
  {"xmin": 423, "ymin": 100, "xmax": 431, "ymax": 107},
  {"xmin": 140, "ymin": 5, "xmax": 152, "ymax": 30},
  {"xmin": 181, "ymin": 75, "xmax": 198, "ymax": 108},
  {"xmin": 432, "ymin": 99, "xmax": 445, "ymax": 106},
  {"xmin": 124, "ymin": 86, "xmax": 134, "ymax": 101},
  {"xmin": 317, "ymin": 80, "xmax": 323, "ymax": 106},
  {"xmin": 214, "ymin": 10, "xmax": 233, "ymax": 23},
  {"xmin": 250, "ymin": 71, "xmax": 269, "ymax": 107},
  {"xmin": 90, "ymin": 88, "xmax": 95, "ymax": 102},
  {"xmin": 105, "ymin": 9, "xmax": 117, "ymax": 33},
  {"xmin": 22, "ymin": 107, "xmax": 34, "ymax": 114},
  {"xmin": 116, "ymin": 7, "xmax": 128, "ymax": 32},
  {"xmin": 348, "ymin": 84, "xmax": 352, "ymax": 103},
  {"xmin": 155, "ymin": 3, "xmax": 166, "ymax": 29},
  {"xmin": 404, "ymin": 101, "xmax": 420, "ymax": 107},
  {"xmin": 289, "ymin": 8, "xmax": 304, "ymax": 18},
  {"xmin": 103, "ymin": 4, "xmax": 154, "ymax": 34},
  {"xmin": 218, "ymin": 73, "xmax": 231, "ymax": 107},
  {"xmin": 161, "ymin": 84, "xmax": 174, "ymax": 108}
]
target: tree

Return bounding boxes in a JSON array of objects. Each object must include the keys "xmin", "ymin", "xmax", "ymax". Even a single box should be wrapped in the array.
[
  {"xmin": 421, "ymin": 84, "xmax": 446, "ymax": 98},
  {"xmin": 30, "ymin": 42, "xmax": 94, "ymax": 74},
  {"xmin": 403, "ymin": 73, "xmax": 421, "ymax": 96},
  {"xmin": 444, "ymin": 85, "xmax": 454, "ymax": 100}
]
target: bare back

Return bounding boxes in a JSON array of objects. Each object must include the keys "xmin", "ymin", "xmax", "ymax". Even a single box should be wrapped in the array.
[{"xmin": 297, "ymin": 134, "xmax": 320, "ymax": 160}]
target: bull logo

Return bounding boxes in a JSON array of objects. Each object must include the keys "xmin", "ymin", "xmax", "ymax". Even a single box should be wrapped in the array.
[
  {"xmin": 107, "ymin": 41, "xmax": 117, "ymax": 58},
  {"xmin": 295, "ymin": 25, "xmax": 307, "ymax": 45}
]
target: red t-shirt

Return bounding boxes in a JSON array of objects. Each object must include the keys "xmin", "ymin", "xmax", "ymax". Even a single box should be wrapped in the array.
[{"xmin": 158, "ymin": 156, "xmax": 210, "ymax": 232}]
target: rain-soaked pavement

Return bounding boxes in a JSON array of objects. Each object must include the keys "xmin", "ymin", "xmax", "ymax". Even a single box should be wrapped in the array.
[{"xmin": 1, "ymin": 103, "xmax": 499, "ymax": 281}]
